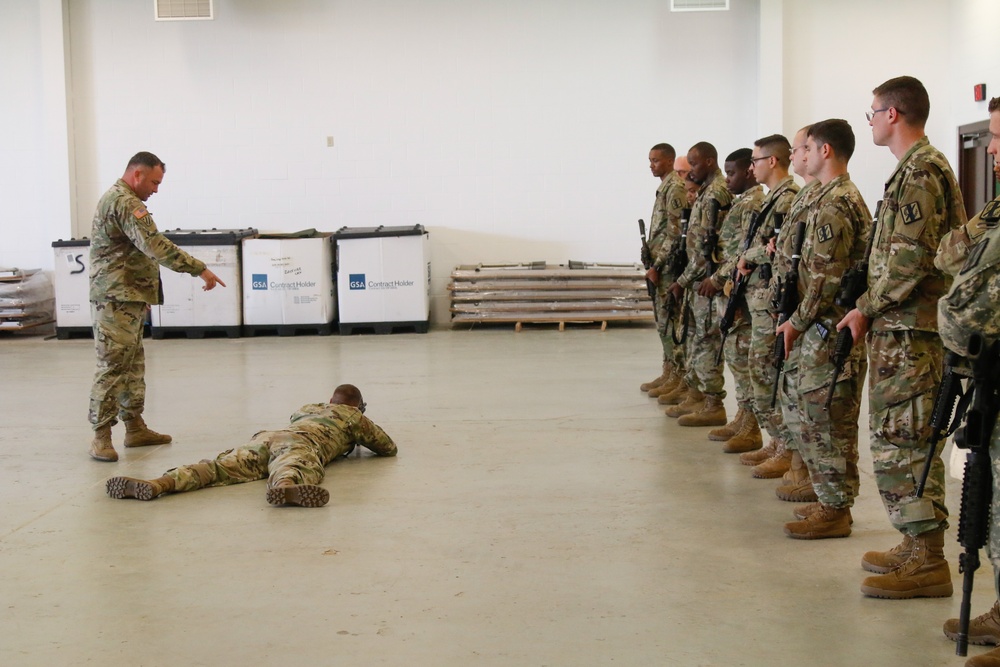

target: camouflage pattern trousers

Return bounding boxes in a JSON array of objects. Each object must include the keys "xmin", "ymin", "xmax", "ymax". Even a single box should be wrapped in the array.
[
  {"xmin": 166, "ymin": 430, "xmax": 327, "ymax": 493},
  {"xmin": 89, "ymin": 301, "xmax": 147, "ymax": 429},
  {"xmin": 654, "ymin": 275, "xmax": 686, "ymax": 370},
  {"xmin": 747, "ymin": 303, "xmax": 794, "ymax": 449},
  {"xmin": 683, "ymin": 288, "xmax": 725, "ymax": 397},
  {"xmin": 722, "ymin": 314, "xmax": 752, "ymax": 409},
  {"xmin": 987, "ymin": 428, "xmax": 1000, "ymax": 598},
  {"xmin": 779, "ymin": 355, "xmax": 864, "ymax": 509},
  {"xmin": 868, "ymin": 330, "xmax": 949, "ymax": 536}
]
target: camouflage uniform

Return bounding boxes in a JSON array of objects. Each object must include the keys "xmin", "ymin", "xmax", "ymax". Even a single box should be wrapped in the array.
[
  {"xmin": 88, "ymin": 179, "xmax": 207, "ymax": 430},
  {"xmin": 857, "ymin": 138, "xmax": 966, "ymax": 536},
  {"xmin": 937, "ymin": 195, "xmax": 1000, "ymax": 588},
  {"xmin": 709, "ymin": 184, "xmax": 764, "ymax": 410},
  {"xmin": 743, "ymin": 176, "xmax": 802, "ymax": 447},
  {"xmin": 166, "ymin": 403, "xmax": 397, "ymax": 492},
  {"xmin": 778, "ymin": 175, "xmax": 870, "ymax": 508},
  {"xmin": 676, "ymin": 169, "xmax": 734, "ymax": 397},
  {"xmin": 650, "ymin": 170, "xmax": 689, "ymax": 369}
]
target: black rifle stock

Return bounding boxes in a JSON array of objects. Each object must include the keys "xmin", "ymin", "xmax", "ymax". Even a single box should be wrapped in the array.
[
  {"xmin": 824, "ymin": 200, "xmax": 883, "ymax": 411},
  {"xmin": 663, "ymin": 208, "xmax": 692, "ymax": 324},
  {"xmin": 703, "ymin": 200, "xmax": 721, "ymax": 278},
  {"xmin": 770, "ymin": 221, "xmax": 807, "ymax": 409},
  {"xmin": 951, "ymin": 334, "xmax": 1000, "ymax": 657},
  {"xmin": 638, "ymin": 219, "xmax": 656, "ymax": 303},
  {"xmin": 758, "ymin": 212, "xmax": 785, "ymax": 284},
  {"xmin": 718, "ymin": 211, "xmax": 763, "ymax": 364}
]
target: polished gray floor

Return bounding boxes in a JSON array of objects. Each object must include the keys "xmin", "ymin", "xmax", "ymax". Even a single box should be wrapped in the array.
[{"xmin": 0, "ymin": 326, "xmax": 986, "ymax": 666}]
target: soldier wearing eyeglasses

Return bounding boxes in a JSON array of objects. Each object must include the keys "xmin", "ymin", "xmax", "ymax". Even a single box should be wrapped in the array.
[{"xmin": 837, "ymin": 75, "xmax": 967, "ymax": 599}]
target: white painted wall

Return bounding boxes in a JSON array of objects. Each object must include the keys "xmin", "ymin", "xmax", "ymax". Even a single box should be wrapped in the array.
[{"xmin": 2, "ymin": 0, "xmax": 996, "ymax": 323}]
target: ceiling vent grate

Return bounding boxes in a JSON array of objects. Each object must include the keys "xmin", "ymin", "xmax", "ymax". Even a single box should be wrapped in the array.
[
  {"xmin": 155, "ymin": 0, "xmax": 213, "ymax": 21},
  {"xmin": 671, "ymin": 0, "xmax": 729, "ymax": 11}
]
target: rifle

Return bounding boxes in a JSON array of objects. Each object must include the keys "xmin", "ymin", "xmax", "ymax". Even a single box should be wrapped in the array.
[
  {"xmin": 770, "ymin": 221, "xmax": 807, "ymax": 409},
  {"xmin": 916, "ymin": 349, "xmax": 967, "ymax": 497},
  {"xmin": 717, "ymin": 211, "xmax": 764, "ymax": 364},
  {"xmin": 638, "ymin": 219, "xmax": 656, "ymax": 304},
  {"xmin": 823, "ymin": 200, "xmax": 883, "ymax": 411},
  {"xmin": 757, "ymin": 212, "xmax": 786, "ymax": 284},
  {"xmin": 950, "ymin": 333, "xmax": 1000, "ymax": 657},
  {"xmin": 665, "ymin": 208, "xmax": 691, "ymax": 278}
]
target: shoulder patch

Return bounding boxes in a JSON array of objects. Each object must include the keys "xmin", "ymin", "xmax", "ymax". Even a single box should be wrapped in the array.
[
  {"xmin": 672, "ymin": 197, "xmax": 683, "ymax": 210},
  {"xmin": 960, "ymin": 238, "xmax": 989, "ymax": 275},
  {"xmin": 133, "ymin": 206, "xmax": 148, "ymax": 220},
  {"xmin": 981, "ymin": 200, "xmax": 1000, "ymax": 224},
  {"xmin": 816, "ymin": 223, "xmax": 834, "ymax": 244},
  {"xmin": 900, "ymin": 201, "xmax": 923, "ymax": 225}
]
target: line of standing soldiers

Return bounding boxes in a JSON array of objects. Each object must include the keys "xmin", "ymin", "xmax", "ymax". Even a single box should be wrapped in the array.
[{"xmin": 639, "ymin": 78, "xmax": 1000, "ymax": 665}]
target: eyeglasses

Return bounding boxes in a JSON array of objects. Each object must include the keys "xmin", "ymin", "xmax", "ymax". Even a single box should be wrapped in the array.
[
  {"xmin": 866, "ymin": 107, "xmax": 891, "ymax": 122},
  {"xmin": 750, "ymin": 156, "xmax": 771, "ymax": 164}
]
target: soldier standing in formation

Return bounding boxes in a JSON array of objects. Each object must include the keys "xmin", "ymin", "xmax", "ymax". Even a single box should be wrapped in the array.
[
  {"xmin": 88, "ymin": 152, "xmax": 226, "ymax": 463},
  {"xmin": 838, "ymin": 76, "xmax": 966, "ymax": 599},
  {"xmin": 667, "ymin": 142, "xmax": 733, "ymax": 427},
  {"xmin": 699, "ymin": 148, "xmax": 764, "ymax": 451},
  {"xmin": 775, "ymin": 119, "xmax": 870, "ymax": 539},
  {"xmin": 935, "ymin": 96, "xmax": 1000, "ymax": 667},
  {"xmin": 640, "ymin": 144, "xmax": 689, "ymax": 402}
]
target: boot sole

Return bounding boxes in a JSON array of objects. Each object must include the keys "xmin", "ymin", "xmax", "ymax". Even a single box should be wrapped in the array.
[
  {"xmin": 723, "ymin": 442, "xmax": 763, "ymax": 454},
  {"xmin": 90, "ymin": 449, "xmax": 118, "ymax": 462},
  {"xmin": 943, "ymin": 629, "xmax": 1000, "ymax": 646},
  {"xmin": 751, "ymin": 466, "xmax": 790, "ymax": 479},
  {"xmin": 707, "ymin": 430, "xmax": 736, "ymax": 442},
  {"xmin": 266, "ymin": 484, "xmax": 329, "ymax": 508},
  {"xmin": 860, "ymin": 583, "xmax": 954, "ymax": 599},
  {"xmin": 784, "ymin": 526, "xmax": 851, "ymax": 540},
  {"xmin": 106, "ymin": 476, "xmax": 156, "ymax": 501},
  {"xmin": 775, "ymin": 487, "xmax": 818, "ymax": 502},
  {"xmin": 124, "ymin": 437, "xmax": 172, "ymax": 448}
]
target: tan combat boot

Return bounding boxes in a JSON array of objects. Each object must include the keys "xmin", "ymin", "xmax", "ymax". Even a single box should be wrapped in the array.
[
  {"xmin": 966, "ymin": 647, "xmax": 1000, "ymax": 667},
  {"xmin": 89, "ymin": 425, "xmax": 117, "ymax": 462},
  {"xmin": 641, "ymin": 362, "xmax": 670, "ymax": 393},
  {"xmin": 740, "ymin": 439, "xmax": 777, "ymax": 466},
  {"xmin": 653, "ymin": 368, "xmax": 684, "ymax": 400},
  {"xmin": 664, "ymin": 388, "xmax": 704, "ymax": 418},
  {"xmin": 659, "ymin": 380, "xmax": 690, "ymax": 406},
  {"xmin": 783, "ymin": 504, "xmax": 852, "ymax": 540},
  {"xmin": 722, "ymin": 412, "xmax": 763, "ymax": 453},
  {"xmin": 677, "ymin": 394, "xmax": 727, "ymax": 427},
  {"xmin": 861, "ymin": 534, "xmax": 915, "ymax": 573},
  {"xmin": 708, "ymin": 406, "xmax": 744, "ymax": 442},
  {"xmin": 793, "ymin": 501, "xmax": 853, "ymax": 524},
  {"xmin": 859, "ymin": 529, "xmax": 953, "ymax": 599},
  {"xmin": 944, "ymin": 602, "xmax": 1000, "ymax": 646},
  {"xmin": 774, "ymin": 451, "xmax": 818, "ymax": 501},
  {"xmin": 106, "ymin": 475, "xmax": 175, "ymax": 500},
  {"xmin": 123, "ymin": 416, "xmax": 173, "ymax": 448},
  {"xmin": 751, "ymin": 449, "xmax": 792, "ymax": 479},
  {"xmin": 266, "ymin": 483, "xmax": 330, "ymax": 508}
]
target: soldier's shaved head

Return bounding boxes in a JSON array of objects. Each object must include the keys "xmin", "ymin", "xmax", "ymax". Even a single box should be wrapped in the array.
[
  {"xmin": 331, "ymin": 384, "xmax": 364, "ymax": 407},
  {"xmin": 754, "ymin": 134, "xmax": 791, "ymax": 169},
  {"xmin": 126, "ymin": 151, "xmax": 166, "ymax": 173}
]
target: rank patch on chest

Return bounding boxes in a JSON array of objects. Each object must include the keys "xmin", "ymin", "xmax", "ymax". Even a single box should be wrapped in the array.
[
  {"xmin": 900, "ymin": 201, "xmax": 922, "ymax": 224},
  {"xmin": 960, "ymin": 238, "xmax": 989, "ymax": 275},
  {"xmin": 133, "ymin": 207, "xmax": 148, "ymax": 219},
  {"xmin": 817, "ymin": 223, "xmax": 833, "ymax": 244}
]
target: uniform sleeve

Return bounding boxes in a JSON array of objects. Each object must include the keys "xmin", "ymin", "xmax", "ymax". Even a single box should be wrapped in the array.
[
  {"xmin": 938, "ymin": 267, "xmax": 1000, "ymax": 354},
  {"xmin": 351, "ymin": 416, "xmax": 398, "ymax": 456},
  {"xmin": 120, "ymin": 207, "xmax": 207, "ymax": 276},
  {"xmin": 677, "ymin": 215, "xmax": 706, "ymax": 288},
  {"xmin": 788, "ymin": 201, "xmax": 854, "ymax": 332},
  {"xmin": 856, "ymin": 167, "xmax": 952, "ymax": 318},
  {"xmin": 710, "ymin": 206, "xmax": 748, "ymax": 287},
  {"xmin": 652, "ymin": 184, "xmax": 686, "ymax": 268}
]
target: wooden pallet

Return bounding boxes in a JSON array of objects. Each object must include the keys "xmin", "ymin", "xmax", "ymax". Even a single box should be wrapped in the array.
[{"xmin": 449, "ymin": 262, "xmax": 653, "ymax": 330}]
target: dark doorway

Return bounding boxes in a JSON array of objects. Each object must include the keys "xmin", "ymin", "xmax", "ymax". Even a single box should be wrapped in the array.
[{"xmin": 958, "ymin": 119, "xmax": 996, "ymax": 218}]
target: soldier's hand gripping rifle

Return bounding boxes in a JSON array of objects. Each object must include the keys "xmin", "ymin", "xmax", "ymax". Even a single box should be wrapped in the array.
[
  {"xmin": 663, "ymin": 208, "xmax": 692, "ymax": 324},
  {"xmin": 638, "ymin": 219, "xmax": 656, "ymax": 303},
  {"xmin": 949, "ymin": 333, "xmax": 1000, "ymax": 657},
  {"xmin": 770, "ymin": 221, "xmax": 807, "ymax": 409},
  {"xmin": 717, "ymin": 211, "xmax": 763, "ymax": 365},
  {"xmin": 824, "ymin": 201, "xmax": 883, "ymax": 411}
]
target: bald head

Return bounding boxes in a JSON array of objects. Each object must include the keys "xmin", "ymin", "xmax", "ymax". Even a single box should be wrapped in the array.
[{"xmin": 674, "ymin": 155, "xmax": 691, "ymax": 182}]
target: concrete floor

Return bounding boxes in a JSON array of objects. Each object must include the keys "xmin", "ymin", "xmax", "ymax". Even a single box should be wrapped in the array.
[{"xmin": 0, "ymin": 325, "xmax": 988, "ymax": 666}]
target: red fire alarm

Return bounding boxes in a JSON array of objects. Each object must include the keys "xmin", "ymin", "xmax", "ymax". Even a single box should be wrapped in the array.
[{"xmin": 974, "ymin": 83, "xmax": 987, "ymax": 102}]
